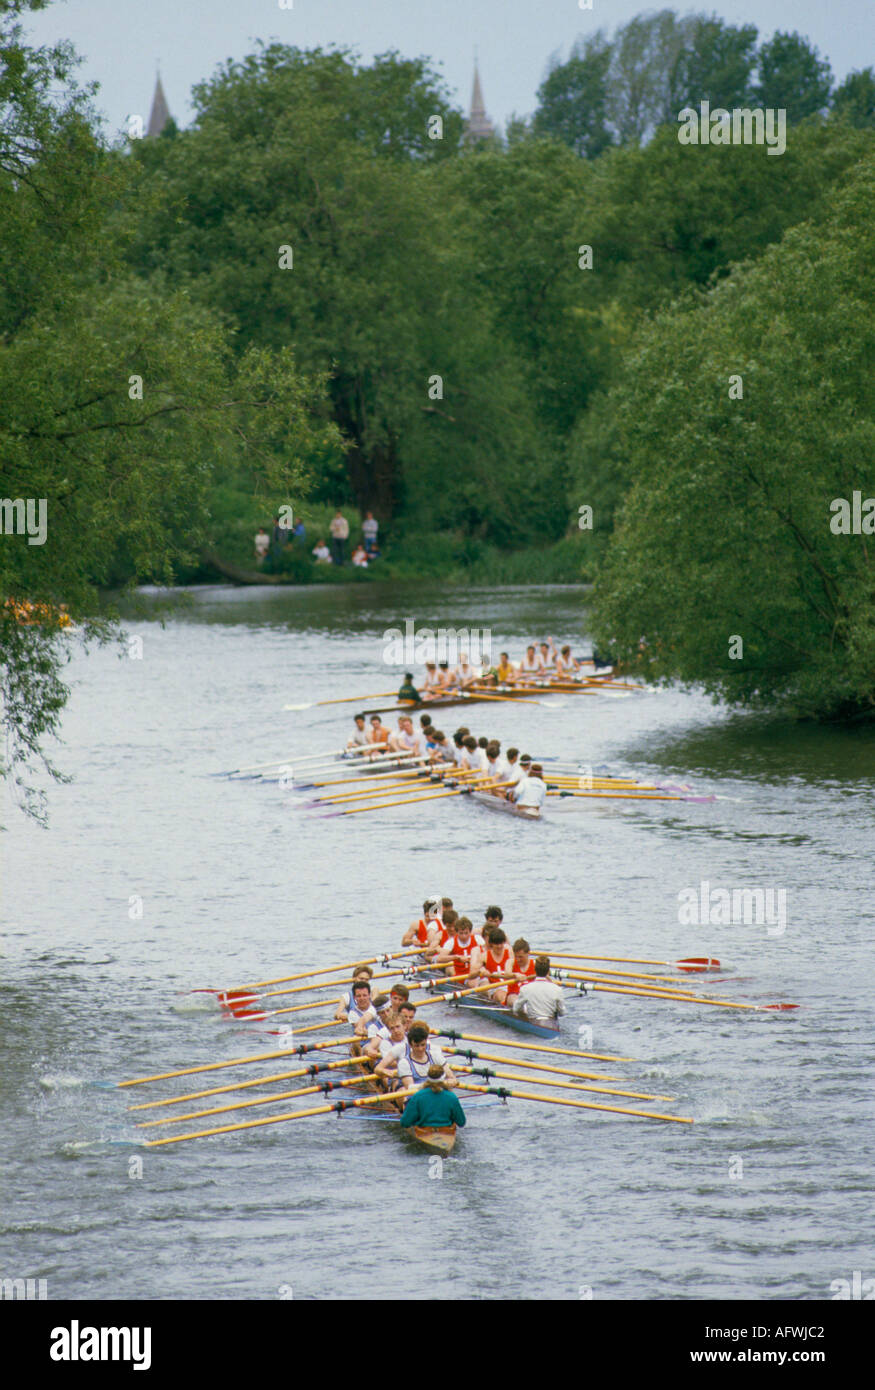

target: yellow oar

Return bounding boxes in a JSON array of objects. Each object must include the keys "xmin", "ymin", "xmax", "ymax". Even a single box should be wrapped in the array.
[
  {"xmin": 576, "ymin": 980, "xmax": 796, "ymax": 1011},
  {"xmin": 433, "ymin": 1028, "xmax": 634, "ymax": 1063},
  {"xmin": 447, "ymin": 1049, "xmax": 662, "ymax": 1094},
  {"xmin": 456, "ymin": 1081, "xmax": 692, "ymax": 1124},
  {"xmin": 141, "ymin": 1086, "xmax": 423, "ymax": 1147},
  {"xmin": 453, "ymin": 1063, "xmax": 672, "ymax": 1104},
  {"xmin": 201, "ymin": 947, "xmax": 422, "ymax": 998},
  {"xmin": 136, "ymin": 1070, "xmax": 374, "ymax": 1129},
  {"xmin": 284, "ymin": 691, "xmax": 398, "ymax": 711},
  {"xmin": 533, "ymin": 951, "xmax": 721, "ymax": 971},
  {"xmin": 128, "ymin": 1056, "xmax": 371, "ymax": 1111},
  {"xmin": 328, "ymin": 779, "xmax": 499, "ymax": 816},
  {"xmin": 117, "ymin": 1036, "xmax": 358, "ymax": 1088}
]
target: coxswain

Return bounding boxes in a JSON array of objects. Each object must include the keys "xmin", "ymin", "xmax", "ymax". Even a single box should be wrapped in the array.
[
  {"xmin": 511, "ymin": 955, "xmax": 566, "ymax": 1024},
  {"xmin": 510, "ymin": 761, "xmax": 547, "ymax": 814},
  {"xmin": 496, "ymin": 937, "xmax": 537, "ymax": 1006},
  {"xmin": 402, "ymin": 895, "xmax": 443, "ymax": 948},
  {"xmin": 347, "ymin": 713, "xmax": 368, "ymax": 749},
  {"xmin": 397, "ymin": 672, "xmax": 420, "ymax": 703},
  {"xmin": 398, "ymin": 1064, "xmax": 467, "ymax": 1135}
]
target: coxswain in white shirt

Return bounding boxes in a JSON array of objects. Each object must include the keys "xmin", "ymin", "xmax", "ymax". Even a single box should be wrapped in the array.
[
  {"xmin": 511, "ymin": 762, "xmax": 547, "ymax": 811},
  {"xmin": 346, "ymin": 713, "xmax": 368, "ymax": 749},
  {"xmin": 401, "ymin": 895, "xmax": 443, "ymax": 949},
  {"xmin": 512, "ymin": 955, "xmax": 567, "ymax": 1023}
]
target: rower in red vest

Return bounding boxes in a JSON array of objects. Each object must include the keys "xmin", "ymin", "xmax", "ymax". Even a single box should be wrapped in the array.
[
  {"xmin": 433, "ymin": 915, "xmax": 478, "ymax": 980},
  {"xmin": 498, "ymin": 938, "xmax": 537, "ymax": 1006},
  {"xmin": 401, "ymin": 895, "xmax": 443, "ymax": 951},
  {"xmin": 472, "ymin": 926, "xmax": 513, "ymax": 1000}
]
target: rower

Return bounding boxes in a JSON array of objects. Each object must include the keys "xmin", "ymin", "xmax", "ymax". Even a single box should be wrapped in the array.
[
  {"xmin": 495, "ymin": 652, "xmax": 517, "ymax": 684},
  {"xmin": 485, "ymin": 740, "xmax": 510, "ymax": 792},
  {"xmin": 398, "ymin": 1064, "xmax": 466, "ymax": 1135},
  {"xmin": 437, "ymin": 660, "xmax": 454, "ymax": 689},
  {"xmin": 334, "ymin": 966, "xmax": 375, "ymax": 1020},
  {"xmin": 511, "ymin": 955, "xmax": 566, "ymax": 1024},
  {"xmin": 395, "ymin": 1023, "xmax": 457, "ymax": 1092},
  {"xmin": 388, "ymin": 714, "xmax": 423, "ymax": 757},
  {"xmin": 557, "ymin": 645, "xmax": 582, "ymax": 680},
  {"xmin": 373, "ymin": 1004, "xmax": 419, "ymax": 1085},
  {"xmin": 341, "ymin": 981, "xmax": 380, "ymax": 1030},
  {"xmin": 428, "ymin": 730, "xmax": 454, "ymax": 764},
  {"xmin": 422, "ymin": 662, "xmax": 442, "ymax": 698},
  {"xmin": 461, "ymin": 735, "xmax": 488, "ymax": 775},
  {"xmin": 367, "ymin": 713, "xmax": 391, "ymax": 751},
  {"xmin": 451, "ymin": 728, "xmax": 470, "ymax": 766},
  {"xmin": 472, "ymin": 926, "xmax": 513, "ymax": 999},
  {"xmin": 401, "ymin": 895, "xmax": 443, "ymax": 948},
  {"xmin": 510, "ymin": 761, "xmax": 547, "ymax": 813},
  {"xmin": 519, "ymin": 645, "xmax": 540, "ymax": 678},
  {"xmin": 497, "ymin": 937, "xmax": 537, "ymax": 1006},
  {"xmin": 538, "ymin": 639, "xmax": 558, "ymax": 673},
  {"xmin": 363, "ymin": 1012, "xmax": 407, "ymax": 1068},
  {"xmin": 453, "ymin": 652, "xmax": 479, "ymax": 689},
  {"xmin": 347, "ymin": 713, "xmax": 368, "ymax": 749},
  {"xmin": 433, "ymin": 915, "xmax": 479, "ymax": 979},
  {"xmin": 484, "ymin": 905, "xmax": 504, "ymax": 934}
]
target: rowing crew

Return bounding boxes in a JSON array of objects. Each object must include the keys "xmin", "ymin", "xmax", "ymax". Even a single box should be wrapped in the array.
[
  {"xmin": 409, "ymin": 638, "xmax": 608, "ymax": 699},
  {"xmin": 403, "ymin": 897, "xmax": 566, "ymax": 1023},
  {"xmin": 346, "ymin": 716, "xmax": 547, "ymax": 810}
]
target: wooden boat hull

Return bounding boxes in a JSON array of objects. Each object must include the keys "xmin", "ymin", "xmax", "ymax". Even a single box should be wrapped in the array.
[{"xmin": 411, "ymin": 1124, "xmax": 457, "ymax": 1155}]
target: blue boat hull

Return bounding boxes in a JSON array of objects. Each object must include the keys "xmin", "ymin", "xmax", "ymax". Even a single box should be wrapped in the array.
[{"xmin": 451, "ymin": 1000, "xmax": 562, "ymax": 1040}]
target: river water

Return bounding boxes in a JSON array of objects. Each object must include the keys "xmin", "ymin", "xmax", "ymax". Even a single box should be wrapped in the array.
[{"xmin": 2, "ymin": 582, "xmax": 873, "ymax": 1300}]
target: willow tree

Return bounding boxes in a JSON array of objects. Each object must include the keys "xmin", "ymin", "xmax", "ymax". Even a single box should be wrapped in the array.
[{"xmin": 590, "ymin": 154, "xmax": 875, "ymax": 720}]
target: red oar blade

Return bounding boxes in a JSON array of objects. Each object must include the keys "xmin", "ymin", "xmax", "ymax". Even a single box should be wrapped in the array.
[
  {"xmin": 675, "ymin": 957, "xmax": 721, "ymax": 972},
  {"xmin": 217, "ymin": 990, "xmax": 259, "ymax": 1008},
  {"xmin": 760, "ymin": 1002, "xmax": 799, "ymax": 1011}
]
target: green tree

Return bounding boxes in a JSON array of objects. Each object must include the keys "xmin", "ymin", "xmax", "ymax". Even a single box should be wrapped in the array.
[
  {"xmin": 590, "ymin": 154, "xmax": 875, "ymax": 720},
  {"xmin": 534, "ymin": 34, "xmax": 614, "ymax": 159},
  {"xmin": 669, "ymin": 16, "xmax": 759, "ymax": 113},
  {"xmin": 831, "ymin": 68, "xmax": 875, "ymax": 128},
  {"xmin": 754, "ymin": 31, "xmax": 833, "ymax": 122}
]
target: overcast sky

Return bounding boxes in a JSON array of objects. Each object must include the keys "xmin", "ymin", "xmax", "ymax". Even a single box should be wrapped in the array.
[{"xmin": 23, "ymin": 0, "xmax": 875, "ymax": 139}]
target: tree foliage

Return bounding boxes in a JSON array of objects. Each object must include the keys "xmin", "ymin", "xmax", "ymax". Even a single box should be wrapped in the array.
[{"xmin": 589, "ymin": 155, "xmax": 875, "ymax": 719}]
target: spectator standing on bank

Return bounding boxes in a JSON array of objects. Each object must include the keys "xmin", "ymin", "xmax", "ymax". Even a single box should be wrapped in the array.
[
  {"xmin": 329, "ymin": 509, "xmax": 350, "ymax": 565},
  {"xmin": 292, "ymin": 518, "xmax": 306, "ymax": 545},
  {"xmin": 362, "ymin": 511, "xmax": 379, "ymax": 557},
  {"xmin": 254, "ymin": 527, "xmax": 270, "ymax": 565}
]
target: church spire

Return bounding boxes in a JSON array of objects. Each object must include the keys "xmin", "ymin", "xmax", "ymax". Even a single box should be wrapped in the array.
[
  {"xmin": 147, "ymin": 73, "xmax": 171, "ymax": 139},
  {"xmin": 465, "ymin": 60, "xmax": 494, "ymax": 143}
]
